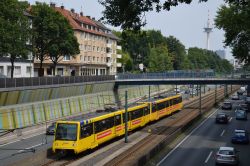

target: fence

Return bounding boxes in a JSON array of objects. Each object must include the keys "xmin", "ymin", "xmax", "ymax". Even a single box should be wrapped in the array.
[
  {"xmin": 117, "ymin": 70, "xmax": 215, "ymax": 79},
  {"xmin": 0, "ymin": 75, "xmax": 115, "ymax": 89}
]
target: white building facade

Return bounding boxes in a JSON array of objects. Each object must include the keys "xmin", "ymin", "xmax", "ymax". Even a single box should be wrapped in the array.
[{"xmin": 0, "ymin": 57, "xmax": 34, "ymax": 78}]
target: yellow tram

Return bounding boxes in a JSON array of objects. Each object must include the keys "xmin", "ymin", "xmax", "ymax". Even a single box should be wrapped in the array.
[{"xmin": 52, "ymin": 94, "xmax": 183, "ymax": 154}]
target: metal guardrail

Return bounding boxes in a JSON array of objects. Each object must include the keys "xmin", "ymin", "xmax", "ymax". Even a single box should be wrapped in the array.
[
  {"xmin": 117, "ymin": 70, "xmax": 215, "ymax": 79},
  {"xmin": 0, "ymin": 75, "xmax": 115, "ymax": 89}
]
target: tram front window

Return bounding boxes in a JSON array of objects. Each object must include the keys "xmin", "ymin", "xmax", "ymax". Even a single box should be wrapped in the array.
[{"xmin": 55, "ymin": 123, "xmax": 77, "ymax": 141}]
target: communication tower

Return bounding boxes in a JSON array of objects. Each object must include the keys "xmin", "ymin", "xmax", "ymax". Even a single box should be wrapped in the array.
[{"xmin": 204, "ymin": 11, "xmax": 213, "ymax": 50}]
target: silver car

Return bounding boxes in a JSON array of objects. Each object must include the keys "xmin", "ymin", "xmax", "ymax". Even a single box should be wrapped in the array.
[{"xmin": 215, "ymin": 147, "xmax": 239, "ymax": 165}]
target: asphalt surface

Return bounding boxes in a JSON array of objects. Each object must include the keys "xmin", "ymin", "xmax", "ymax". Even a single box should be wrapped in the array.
[
  {"xmin": 157, "ymin": 97, "xmax": 250, "ymax": 166},
  {"xmin": 0, "ymin": 133, "xmax": 54, "ymax": 166}
]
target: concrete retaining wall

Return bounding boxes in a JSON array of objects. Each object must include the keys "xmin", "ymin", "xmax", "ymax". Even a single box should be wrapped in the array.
[{"xmin": 0, "ymin": 84, "xmax": 173, "ymax": 129}]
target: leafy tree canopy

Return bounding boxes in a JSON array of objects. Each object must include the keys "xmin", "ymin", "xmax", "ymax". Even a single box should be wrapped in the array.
[
  {"xmin": 0, "ymin": 0, "xmax": 31, "ymax": 78},
  {"xmin": 215, "ymin": 1, "xmax": 250, "ymax": 64}
]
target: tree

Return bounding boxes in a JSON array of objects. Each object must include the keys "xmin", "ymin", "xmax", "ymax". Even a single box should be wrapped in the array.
[
  {"xmin": 148, "ymin": 46, "xmax": 173, "ymax": 72},
  {"xmin": 165, "ymin": 36, "xmax": 186, "ymax": 70},
  {"xmin": 98, "ymin": 0, "xmax": 208, "ymax": 30},
  {"xmin": 30, "ymin": 3, "xmax": 60, "ymax": 76},
  {"xmin": 0, "ymin": 0, "xmax": 31, "ymax": 78},
  {"xmin": 215, "ymin": 1, "xmax": 250, "ymax": 64},
  {"xmin": 47, "ymin": 12, "xmax": 79, "ymax": 75}
]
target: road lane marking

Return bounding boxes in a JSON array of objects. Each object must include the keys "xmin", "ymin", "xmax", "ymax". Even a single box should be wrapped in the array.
[
  {"xmin": 229, "ymin": 117, "xmax": 232, "ymax": 122},
  {"xmin": 220, "ymin": 130, "xmax": 225, "ymax": 136},
  {"xmin": 0, "ymin": 132, "xmax": 46, "ymax": 147},
  {"xmin": 156, "ymin": 107, "xmax": 220, "ymax": 166},
  {"xmin": 17, "ymin": 142, "xmax": 44, "ymax": 153},
  {"xmin": 205, "ymin": 151, "xmax": 213, "ymax": 163}
]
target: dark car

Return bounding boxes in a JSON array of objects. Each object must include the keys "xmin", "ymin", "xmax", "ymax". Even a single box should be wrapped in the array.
[
  {"xmin": 215, "ymin": 113, "xmax": 229, "ymax": 124},
  {"xmin": 235, "ymin": 110, "xmax": 247, "ymax": 120},
  {"xmin": 231, "ymin": 129, "xmax": 249, "ymax": 144},
  {"xmin": 46, "ymin": 123, "xmax": 56, "ymax": 135},
  {"xmin": 222, "ymin": 102, "xmax": 232, "ymax": 110}
]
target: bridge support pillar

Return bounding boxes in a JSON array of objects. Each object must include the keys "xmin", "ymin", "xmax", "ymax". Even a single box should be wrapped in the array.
[
  {"xmin": 225, "ymin": 84, "xmax": 228, "ymax": 98},
  {"xmin": 196, "ymin": 85, "xmax": 199, "ymax": 97},
  {"xmin": 113, "ymin": 84, "xmax": 122, "ymax": 108},
  {"xmin": 247, "ymin": 85, "xmax": 250, "ymax": 97},
  {"xmin": 199, "ymin": 84, "xmax": 202, "ymax": 114},
  {"xmin": 203, "ymin": 85, "xmax": 206, "ymax": 94},
  {"xmin": 214, "ymin": 84, "xmax": 217, "ymax": 106},
  {"xmin": 148, "ymin": 85, "xmax": 151, "ymax": 101},
  {"xmin": 191, "ymin": 86, "xmax": 194, "ymax": 98}
]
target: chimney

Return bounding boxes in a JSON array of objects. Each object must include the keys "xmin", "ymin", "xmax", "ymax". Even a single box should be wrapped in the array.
[
  {"xmin": 50, "ymin": 2, "xmax": 56, "ymax": 8},
  {"xmin": 61, "ymin": 5, "xmax": 64, "ymax": 9},
  {"xmin": 71, "ymin": 8, "xmax": 75, "ymax": 13},
  {"xmin": 80, "ymin": 12, "xmax": 83, "ymax": 16},
  {"xmin": 86, "ymin": 16, "xmax": 90, "ymax": 19},
  {"xmin": 92, "ymin": 17, "xmax": 95, "ymax": 20}
]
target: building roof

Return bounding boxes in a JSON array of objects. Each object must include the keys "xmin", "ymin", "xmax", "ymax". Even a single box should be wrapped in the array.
[
  {"xmin": 53, "ymin": 7, "xmax": 120, "ymax": 40},
  {"xmin": 54, "ymin": 7, "xmax": 106, "ymax": 37}
]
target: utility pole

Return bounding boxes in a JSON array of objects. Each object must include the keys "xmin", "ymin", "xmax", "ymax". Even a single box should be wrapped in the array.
[{"xmin": 125, "ymin": 90, "xmax": 128, "ymax": 143}]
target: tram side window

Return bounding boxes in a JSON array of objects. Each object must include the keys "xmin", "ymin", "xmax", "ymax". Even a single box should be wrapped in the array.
[
  {"xmin": 166, "ymin": 101, "xmax": 169, "ymax": 107},
  {"xmin": 178, "ymin": 97, "xmax": 182, "ymax": 103},
  {"xmin": 130, "ymin": 109, "xmax": 143, "ymax": 120},
  {"xmin": 157, "ymin": 102, "xmax": 165, "ymax": 110},
  {"xmin": 94, "ymin": 117, "xmax": 114, "ymax": 133},
  {"xmin": 115, "ymin": 115, "xmax": 122, "ymax": 125},
  {"xmin": 169, "ymin": 99, "xmax": 173, "ymax": 106},
  {"xmin": 80, "ymin": 123, "xmax": 93, "ymax": 139},
  {"xmin": 122, "ymin": 113, "xmax": 130, "ymax": 123},
  {"xmin": 144, "ymin": 106, "xmax": 150, "ymax": 115},
  {"xmin": 173, "ymin": 98, "xmax": 177, "ymax": 105},
  {"xmin": 152, "ymin": 104, "xmax": 158, "ymax": 112}
]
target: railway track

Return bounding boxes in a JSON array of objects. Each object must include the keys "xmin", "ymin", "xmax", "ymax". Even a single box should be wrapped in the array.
[
  {"xmin": 104, "ymin": 86, "xmax": 238, "ymax": 166},
  {"xmin": 42, "ymin": 86, "xmax": 239, "ymax": 166}
]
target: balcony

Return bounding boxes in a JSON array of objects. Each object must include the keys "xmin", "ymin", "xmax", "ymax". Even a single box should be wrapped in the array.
[
  {"xmin": 107, "ymin": 62, "xmax": 112, "ymax": 67},
  {"xmin": 107, "ymin": 43, "xmax": 112, "ymax": 48},
  {"xmin": 117, "ymin": 54, "xmax": 122, "ymax": 59},
  {"xmin": 107, "ymin": 53, "xmax": 112, "ymax": 58},
  {"xmin": 117, "ymin": 63, "xmax": 122, "ymax": 67},
  {"xmin": 117, "ymin": 45, "xmax": 122, "ymax": 50}
]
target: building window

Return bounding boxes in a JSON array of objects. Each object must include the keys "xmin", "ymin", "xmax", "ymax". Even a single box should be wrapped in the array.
[
  {"xmin": 84, "ymin": 56, "xmax": 87, "ymax": 61},
  {"xmin": 97, "ymin": 47, "xmax": 99, "ymax": 52},
  {"xmin": 64, "ymin": 55, "xmax": 70, "ymax": 61},
  {"xmin": 97, "ymin": 57, "xmax": 99, "ymax": 62},
  {"xmin": 0, "ymin": 66, "xmax": 3, "ymax": 74},
  {"xmin": 93, "ymin": 57, "xmax": 95, "ymax": 62},
  {"xmin": 26, "ymin": 66, "xmax": 31, "ymax": 74},
  {"xmin": 14, "ymin": 66, "xmax": 21, "ymax": 75},
  {"xmin": 101, "ymin": 57, "xmax": 103, "ymax": 62},
  {"xmin": 93, "ymin": 46, "xmax": 95, "ymax": 51},
  {"xmin": 88, "ymin": 56, "xmax": 90, "ymax": 62}
]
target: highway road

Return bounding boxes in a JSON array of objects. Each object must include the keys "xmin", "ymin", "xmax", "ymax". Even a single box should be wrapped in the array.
[
  {"xmin": 157, "ymin": 98, "xmax": 250, "ymax": 166},
  {"xmin": 0, "ymin": 132, "xmax": 54, "ymax": 166}
]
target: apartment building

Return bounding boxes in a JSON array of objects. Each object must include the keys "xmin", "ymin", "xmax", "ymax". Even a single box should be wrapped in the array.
[{"xmin": 33, "ymin": 5, "xmax": 122, "ymax": 76}]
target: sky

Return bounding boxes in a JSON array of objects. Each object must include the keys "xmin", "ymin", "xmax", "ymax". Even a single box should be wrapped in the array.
[{"xmin": 23, "ymin": 0, "xmax": 233, "ymax": 60}]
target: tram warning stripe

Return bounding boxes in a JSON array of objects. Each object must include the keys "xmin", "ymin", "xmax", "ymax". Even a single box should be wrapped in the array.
[{"xmin": 97, "ymin": 130, "xmax": 112, "ymax": 140}]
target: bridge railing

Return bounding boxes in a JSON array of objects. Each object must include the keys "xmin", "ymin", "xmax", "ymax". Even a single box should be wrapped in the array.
[
  {"xmin": 0, "ymin": 75, "xmax": 115, "ymax": 89},
  {"xmin": 117, "ymin": 70, "xmax": 215, "ymax": 80}
]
